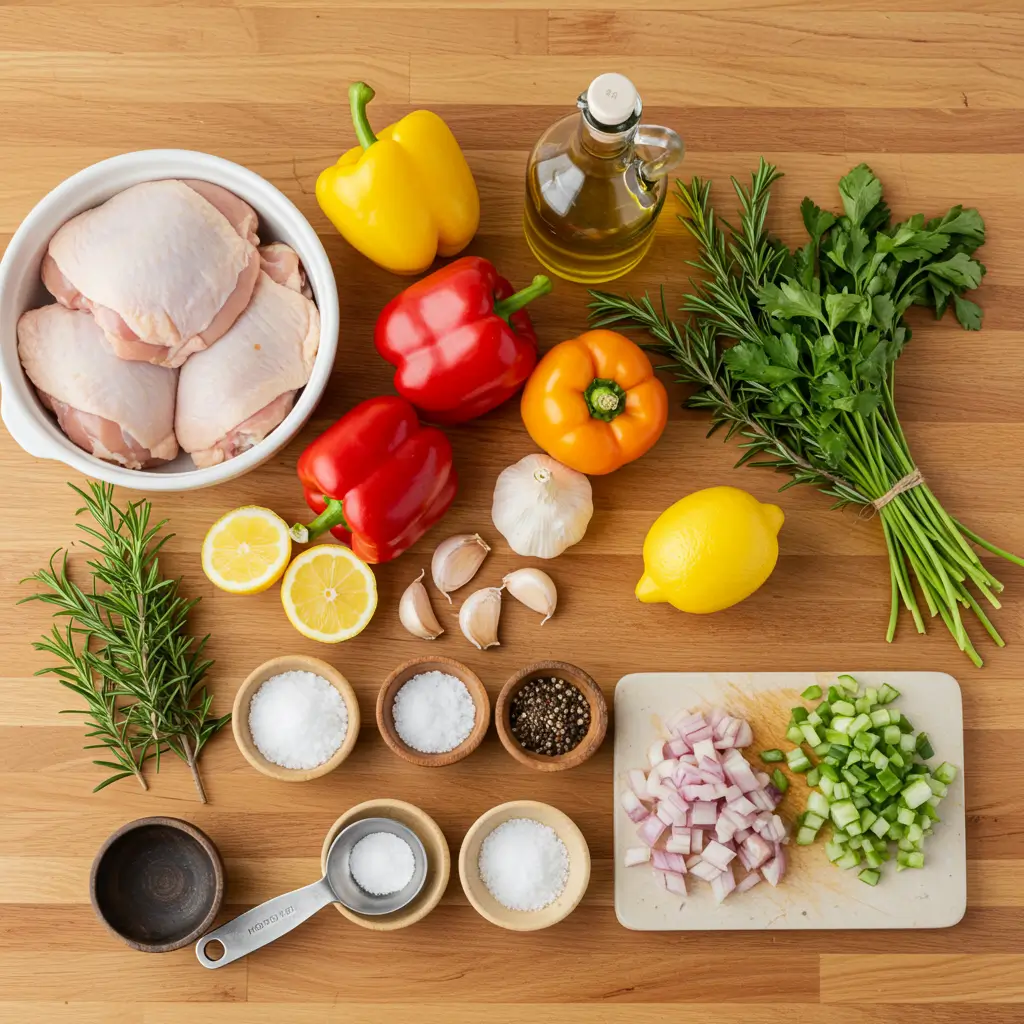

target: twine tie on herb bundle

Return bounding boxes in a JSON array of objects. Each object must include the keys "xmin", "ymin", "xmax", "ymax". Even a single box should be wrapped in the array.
[{"xmin": 860, "ymin": 468, "xmax": 925, "ymax": 518}]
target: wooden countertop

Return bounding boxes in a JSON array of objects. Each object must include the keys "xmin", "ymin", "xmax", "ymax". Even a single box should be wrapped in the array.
[{"xmin": 1, "ymin": 2, "xmax": 1023, "ymax": 1020}]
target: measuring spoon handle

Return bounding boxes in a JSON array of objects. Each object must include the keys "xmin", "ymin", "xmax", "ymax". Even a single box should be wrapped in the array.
[{"xmin": 195, "ymin": 876, "xmax": 335, "ymax": 969}]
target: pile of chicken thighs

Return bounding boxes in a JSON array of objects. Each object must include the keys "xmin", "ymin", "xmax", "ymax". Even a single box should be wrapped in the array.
[{"xmin": 17, "ymin": 179, "xmax": 321, "ymax": 470}]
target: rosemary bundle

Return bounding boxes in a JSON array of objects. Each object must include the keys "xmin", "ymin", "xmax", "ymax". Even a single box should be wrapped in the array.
[
  {"xmin": 21, "ymin": 482, "xmax": 229, "ymax": 797},
  {"xmin": 590, "ymin": 159, "xmax": 1022, "ymax": 665}
]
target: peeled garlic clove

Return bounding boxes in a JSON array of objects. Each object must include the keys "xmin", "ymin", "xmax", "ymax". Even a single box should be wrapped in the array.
[
  {"xmin": 399, "ymin": 570, "xmax": 444, "ymax": 640},
  {"xmin": 502, "ymin": 567, "xmax": 557, "ymax": 625},
  {"xmin": 459, "ymin": 586, "xmax": 502, "ymax": 650},
  {"xmin": 432, "ymin": 533, "xmax": 490, "ymax": 602}
]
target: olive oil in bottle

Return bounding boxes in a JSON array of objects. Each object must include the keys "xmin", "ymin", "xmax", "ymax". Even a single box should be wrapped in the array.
[{"xmin": 523, "ymin": 73, "xmax": 684, "ymax": 284}]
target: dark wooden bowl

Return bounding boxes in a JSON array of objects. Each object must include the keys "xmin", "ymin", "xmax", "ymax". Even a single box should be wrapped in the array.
[
  {"xmin": 376, "ymin": 656, "xmax": 490, "ymax": 767},
  {"xmin": 495, "ymin": 661, "xmax": 608, "ymax": 772},
  {"xmin": 90, "ymin": 816, "xmax": 224, "ymax": 953}
]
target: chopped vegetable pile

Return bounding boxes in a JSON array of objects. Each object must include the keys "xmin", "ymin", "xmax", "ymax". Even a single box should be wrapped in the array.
[
  {"xmin": 777, "ymin": 675, "xmax": 958, "ymax": 884},
  {"xmin": 620, "ymin": 707, "xmax": 789, "ymax": 904}
]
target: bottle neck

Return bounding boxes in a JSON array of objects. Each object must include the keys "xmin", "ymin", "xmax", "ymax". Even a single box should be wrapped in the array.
[{"xmin": 577, "ymin": 116, "xmax": 635, "ymax": 159}]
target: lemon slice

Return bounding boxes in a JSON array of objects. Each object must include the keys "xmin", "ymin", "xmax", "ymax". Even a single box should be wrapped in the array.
[
  {"xmin": 281, "ymin": 544, "xmax": 377, "ymax": 643},
  {"xmin": 202, "ymin": 506, "xmax": 292, "ymax": 595}
]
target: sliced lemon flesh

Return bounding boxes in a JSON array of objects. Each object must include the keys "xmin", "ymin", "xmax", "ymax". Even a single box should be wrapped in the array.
[
  {"xmin": 202, "ymin": 506, "xmax": 292, "ymax": 595},
  {"xmin": 281, "ymin": 544, "xmax": 377, "ymax": 643}
]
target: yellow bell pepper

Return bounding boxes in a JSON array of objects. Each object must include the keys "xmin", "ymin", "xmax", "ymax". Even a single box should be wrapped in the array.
[{"xmin": 316, "ymin": 82, "xmax": 480, "ymax": 276}]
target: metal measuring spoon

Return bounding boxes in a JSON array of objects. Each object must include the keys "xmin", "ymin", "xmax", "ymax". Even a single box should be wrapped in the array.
[{"xmin": 195, "ymin": 817, "xmax": 427, "ymax": 968}]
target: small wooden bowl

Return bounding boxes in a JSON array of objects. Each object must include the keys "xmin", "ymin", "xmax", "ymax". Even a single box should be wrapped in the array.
[
  {"xmin": 459, "ymin": 800, "xmax": 590, "ymax": 932},
  {"xmin": 90, "ymin": 816, "xmax": 224, "ymax": 953},
  {"xmin": 376, "ymin": 657, "xmax": 489, "ymax": 767},
  {"xmin": 232, "ymin": 654, "xmax": 360, "ymax": 781},
  {"xmin": 321, "ymin": 798, "xmax": 450, "ymax": 931},
  {"xmin": 495, "ymin": 660, "xmax": 608, "ymax": 772}
]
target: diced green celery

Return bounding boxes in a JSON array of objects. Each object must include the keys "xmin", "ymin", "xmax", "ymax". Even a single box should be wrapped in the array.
[
  {"xmin": 899, "ymin": 850, "xmax": 925, "ymax": 869},
  {"xmin": 841, "ymin": 768, "xmax": 859, "ymax": 786},
  {"xmin": 865, "ymin": 687, "xmax": 879, "ymax": 705},
  {"xmin": 837, "ymin": 675, "xmax": 859, "ymax": 694},
  {"xmin": 830, "ymin": 800, "xmax": 860, "ymax": 829},
  {"xmin": 807, "ymin": 710, "xmax": 823, "ymax": 727},
  {"xmin": 898, "ymin": 715, "xmax": 915, "ymax": 734},
  {"xmin": 907, "ymin": 823, "xmax": 924, "ymax": 844},
  {"xmin": 899, "ymin": 733, "xmax": 916, "ymax": 753},
  {"xmin": 802, "ymin": 684, "xmax": 822, "ymax": 700},
  {"xmin": 832, "ymin": 830, "xmax": 849, "ymax": 846},
  {"xmin": 851, "ymin": 795, "xmax": 870, "ymax": 810},
  {"xmin": 831, "ymin": 782, "xmax": 851, "ymax": 800},
  {"xmin": 897, "ymin": 837, "xmax": 917, "ymax": 852},
  {"xmin": 915, "ymin": 732, "xmax": 935, "ymax": 759},
  {"xmin": 859, "ymin": 868, "xmax": 881, "ymax": 885},
  {"xmin": 877, "ymin": 766, "xmax": 901, "ymax": 793},
  {"xmin": 870, "ymin": 816, "xmax": 891, "ymax": 838},
  {"xmin": 920, "ymin": 803, "xmax": 940, "ymax": 822},
  {"xmin": 801, "ymin": 723, "xmax": 823, "ymax": 747},
  {"xmin": 786, "ymin": 725, "xmax": 804, "ymax": 745},
  {"xmin": 806, "ymin": 767, "xmax": 821, "ymax": 787},
  {"xmin": 813, "ymin": 742, "xmax": 831, "ymax": 757},
  {"xmin": 806, "ymin": 791, "xmax": 830, "ymax": 817},
  {"xmin": 889, "ymin": 750, "xmax": 906, "ymax": 769},
  {"xmin": 864, "ymin": 849, "xmax": 884, "ymax": 870},
  {"xmin": 855, "ymin": 697, "xmax": 872, "ymax": 715},
  {"xmin": 849, "ymin": 713, "xmax": 871, "ymax": 736},
  {"xmin": 888, "ymin": 822, "xmax": 905, "ymax": 840},
  {"xmin": 831, "ymin": 700, "xmax": 856, "ymax": 717},
  {"xmin": 825, "ymin": 840, "xmax": 845, "ymax": 862},
  {"xmin": 791, "ymin": 706, "xmax": 809, "ymax": 724},
  {"xmin": 860, "ymin": 808, "xmax": 878, "ymax": 830},
  {"xmin": 896, "ymin": 806, "xmax": 916, "ymax": 826},
  {"xmin": 818, "ymin": 775, "xmax": 834, "ymax": 797},
  {"xmin": 877, "ymin": 683, "xmax": 901, "ymax": 704},
  {"xmin": 836, "ymin": 849, "xmax": 862, "ymax": 870},
  {"xmin": 818, "ymin": 763, "xmax": 839, "ymax": 782},
  {"xmin": 760, "ymin": 749, "xmax": 784, "ymax": 762},
  {"xmin": 827, "ymin": 686, "xmax": 842, "ymax": 703},
  {"xmin": 828, "ymin": 743, "xmax": 850, "ymax": 759},
  {"xmin": 880, "ymin": 803, "xmax": 900, "ymax": 822},
  {"xmin": 803, "ymin": 812, "xmax": 825, "ymax": 831},
  {"xmin": 926, "ymin": 777, "xmax": 948, "ymax": 799},
  {"xmin": 796, "ymin": 826, "xmax": 819, "ymax": 845},
  {"xmin": 870, "ymin": 709, "xmax": 891, "ymax": 727},
  {"xmin": 882, "ymin": 724, "xmax": 901, "ymax": 746},
  {"xmin": 771, "ymin": 767, "xmax": 788, "ymax": 793},
  {"xmin": 869, "ymin": 750, "xmax": 889, "ymax": 771},
  {"xmin": 854, "ymin": 731, "xmax": 880, "ymax": 753},
  {"xmin": 847, "ymin": 834, "xmax": 864, "ymax": 850},
  {"xmin": 934, "ymin": 762, "xmax": 958, "ymax": 785},
  {"xmin": 849, "ymin": 765, "xmax": 870, "ymax": 782},
  {"xmin": 902, "ymin": 778, "xmax": 933, "ymax": 809},
  {"xmin": 786, "ymin": 748, "xmax": 811, "ymax": 773},
  {"xmin": 830, "ymin": 715, "xmax": 855, "ymax": 735}
]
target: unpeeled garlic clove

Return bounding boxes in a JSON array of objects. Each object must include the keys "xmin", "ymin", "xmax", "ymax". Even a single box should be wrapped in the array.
[
  {"xmin": 502, "ymin": 568, "xmax": 557, "ymax": 625},
  {"xmin": 459, "ymin": 587, "xmax": 502, "ymax": 650},
  {"xmin": 432, "ymin": 533, "xmax": 490, "ymax": 603},
  {"xmin": 399, "ymin": 570, "xmax": 444, "ymax": 640}
]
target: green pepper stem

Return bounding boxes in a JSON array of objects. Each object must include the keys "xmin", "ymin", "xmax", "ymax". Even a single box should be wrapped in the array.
[
  {"xmin": 492, "ymin": 275, "xmax": 552, "ymax": 322},
  {"xmin": 585, "ymin": 378, "xmax": 628, "ymax": 421},
  {"xmin": 349, "ymin": 82, "xmax": 378, "ymax": 150},
  {"xmin": 290, "ymin": 498, "xmax": 348, "ymax": 544}
]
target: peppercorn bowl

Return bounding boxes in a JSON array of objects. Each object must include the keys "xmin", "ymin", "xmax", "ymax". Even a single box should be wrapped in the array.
[
  {"xmin": 376, "ymin": 656, "xmax": 490, "ymax": 767},
  {"xmin": 495, "ymin": 660, "xmax": 608, "ymax": 772},
  {"xmin": 459, "ymin": 799, "xmax": 590, "ymax": 932},
  {"xmin": 232, "ymin": 655, "xmax": 360, "ymax": 782}
]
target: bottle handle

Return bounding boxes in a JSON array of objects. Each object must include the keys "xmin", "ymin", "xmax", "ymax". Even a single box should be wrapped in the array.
[{"xmin": 635, "ymin": 125, "xmax": 685, "ymax": 186}]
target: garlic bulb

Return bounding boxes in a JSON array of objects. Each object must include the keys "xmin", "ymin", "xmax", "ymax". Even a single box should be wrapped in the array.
[
  {"xmin": 459, "ymin": 587, "xmax": 502, "ymax": 650},
  {"xmin": 492, "ymin": 454, "xmax": 593, "ymax": 559},
  {"xmin": 399, "ymin": 570, "xmax": 443, "ymax": 640},
  {"xmin": 432, "ymin": 533, "xmax": 490, "ymax": 602},
  {"xmin": 503, "ymin": 568, "xmax": 557, "ymax": 624}
]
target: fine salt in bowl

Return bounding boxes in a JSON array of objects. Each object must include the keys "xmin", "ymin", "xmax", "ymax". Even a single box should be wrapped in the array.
[
  {"xmin": 459, "ymin": 799, "xmax": 590, "ymax": 932},
  {"xmin": 232, "ymin": 654, "xmax": 360, "ymax": 782},
  {"xmin": 376, "ymin": 656, "xmax": 490, "ymax": 767}
]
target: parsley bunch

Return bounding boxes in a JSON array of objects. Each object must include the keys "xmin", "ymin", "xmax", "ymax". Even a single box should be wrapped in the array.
[{"xmin": 590, "ymin": 159, "xmax": 1021, "ymax": 665}]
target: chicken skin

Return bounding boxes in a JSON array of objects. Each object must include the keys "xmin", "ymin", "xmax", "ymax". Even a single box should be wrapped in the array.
[
  {"xmin": 41, "ymin": 179, "xmax": 260, "ymax": 368},
  {"xmin": 17, "ymin": 304, "xmax": 178, "ymax": 469}
]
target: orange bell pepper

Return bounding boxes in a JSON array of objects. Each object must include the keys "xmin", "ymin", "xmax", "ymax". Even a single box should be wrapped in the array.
[{"xmin": 520, "ymin": 329, "xmax": 668, "ymax": 476}]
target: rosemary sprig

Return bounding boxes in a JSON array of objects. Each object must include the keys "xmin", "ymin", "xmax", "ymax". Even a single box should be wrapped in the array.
[{"xmin": 21, "ymin": 482, "xmax": 229, "ymax": 798}]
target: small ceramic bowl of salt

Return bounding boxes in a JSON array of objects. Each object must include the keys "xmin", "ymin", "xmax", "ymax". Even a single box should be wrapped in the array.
[
  {"xmin": 459, "ymin": 799, "xmax": 590, "ymax": 931},
  {"xmin": 376, "ymin": 657, "xmax": 490, "ymax": 767},
  {"xmin": 233, "ymin": 655, "xmax": 360, "ymax": 781}
]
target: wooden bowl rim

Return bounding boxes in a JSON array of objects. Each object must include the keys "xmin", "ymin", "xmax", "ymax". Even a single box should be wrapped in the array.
[
  {"xmin": 320, "ymin": 798, "xmax": 451, "ymax": 931},
  {"xmin": 232, "ymin": 654, "xmax": 361, "ymax": 782},
  {"xmin": 458, "ymin": 799, "xmax": 590, "ymax": 932},
  {"xmin": 494, "ymin": 660, "xmax": 608, "ymax": 772},
  {"xmin": 89, "ymin": 815, "xmax": 225, "ymax": 953},
  {"xmin": 376, "ymin": 656, "xmax": 490, "ymax": 768}
]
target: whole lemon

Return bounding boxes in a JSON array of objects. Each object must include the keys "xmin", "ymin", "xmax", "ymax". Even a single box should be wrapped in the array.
[{"xmin": 635, "ymin": 486, "xmax": 784, "ymax": 614}]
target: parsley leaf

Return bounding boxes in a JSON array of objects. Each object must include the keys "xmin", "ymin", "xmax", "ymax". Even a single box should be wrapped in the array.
[
  {"xmin": 838, "ymin": 164, "xmax": 883, "ymax": 227},
  {"xmin": 928, "ymin": 251, "xmax": 985, "ymax": 290},
  {"xmin": 953, "ymin": 294, "xmax": 983, "ymax": 330}
]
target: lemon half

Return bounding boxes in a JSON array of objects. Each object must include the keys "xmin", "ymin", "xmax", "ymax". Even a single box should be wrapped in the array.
[
  {"xmin": 281, "ymin": 544, "xmax": 377, "ymax": 643},
  {"xmin": 202, "ymin": 506, "xmax": 292, "ymax": 595}
]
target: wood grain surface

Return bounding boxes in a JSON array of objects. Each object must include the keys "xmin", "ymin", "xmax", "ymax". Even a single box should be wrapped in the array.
[{"xmin": 1, "ymin": 0, "xmax": 1023, "ymax": 1019}]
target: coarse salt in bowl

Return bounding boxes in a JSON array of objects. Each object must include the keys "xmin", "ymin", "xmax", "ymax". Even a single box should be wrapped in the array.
[{"xmin": 0, "ymin": 149, "xmax": 339, "ymax": 492}]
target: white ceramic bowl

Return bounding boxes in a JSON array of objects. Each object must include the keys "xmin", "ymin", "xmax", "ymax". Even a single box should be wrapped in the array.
[{"xmin": 0, "ymin": 150, "xmax": 338, "ymax": 491}]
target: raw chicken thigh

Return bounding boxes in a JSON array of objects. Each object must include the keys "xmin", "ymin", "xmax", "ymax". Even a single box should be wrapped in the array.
[
  {"xmin": 41, "ymin": 179, "xmax": 260, "ymax": 368},
  {"xmin": 175, "ymin": 270, "xmax": 320, "ymax": 467},
  {"xmin": 259, "ymin": 243, "xmax": 313, "ymax": 298},
  {"xmin": 18, "ymin": 305, "xmax": 178, "ymax": 469}
]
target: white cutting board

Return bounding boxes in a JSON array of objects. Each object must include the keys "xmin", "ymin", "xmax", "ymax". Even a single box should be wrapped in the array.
[{"xmin": 614, "ymin": 671, "xmax": 966, "ymax": 930}]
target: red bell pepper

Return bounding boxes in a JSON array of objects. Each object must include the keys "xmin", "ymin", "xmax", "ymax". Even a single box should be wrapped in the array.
[
  {"xmin": 290, "ymin": 395, "xmax": 457, "ymax": 563},
  {"xmin": 374, "ymin": 256, "xmax": 552, "ymax": 424}
]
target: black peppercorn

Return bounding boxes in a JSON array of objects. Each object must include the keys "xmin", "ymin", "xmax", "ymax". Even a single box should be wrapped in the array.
[{"xmin": 509, "ymin": 677, "xmax": 590, "ymax": 756}]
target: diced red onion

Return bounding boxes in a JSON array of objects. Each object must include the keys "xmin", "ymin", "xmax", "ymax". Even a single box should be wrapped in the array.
[
  {"xmin": 735, "ymin": 871, "xmax": 762, "ymax": 894},
  {"xmin": 715, "ymin": 815, "xmax": 737, "ymax": 844},
  {"xmin": 628, "ymin": 768, "xmax": 648, "ymax": 799},
  {"xmin": 761, "ymin": 855, "xmax": 785, "ymax": 887},
  {"xmin": 666, "ymin": 834, "xmax": 691, "ymax": 855},
  {"xmin": 709, "ymin": 862, "xmax": 736, "ymax": 903},
  {"xmin": 701, "ymin": 840, "xmax": 737, "ymax": 870},
  {"xmin": 665, "ymin": 737, "xmax": 689, "ymax": 758},
  {"xmin": 734, "ymin": 826, "xmax": 752, "ymax": 843},
  {"xmin": 685, "ymin": 725, "xmax": 713, "ymax": 745},
  {"xmin": 741, "ymin": 833, "xmax": 772, "ymax": 870},
  {"xmin": 637, "ymin": 814, "xmax": 668, "ymax": 847},
  {"xmin": 690, "ymin": 859, "xmax": 723, "ymax": 882},
  {"xmin": 624, "ymin": 846, "xmax": 651, "ymax": 867},
  {"xmin": 648, "ymin": 739, "xmax": 668, "ymax": 767},
  {"xmin": 691, "ymin": 738, "xmax": 718, "ymax": 764},
  {"xmin": 691, "ymin": 828, "xmax": 704, "ymax": 853},
  {"xmin": 663, "ymin": 871, "xmax": 687, "ymax": 897},
  {"xmin": 620, "ymin": 788, "xmax": 649, "ymax": 823},
  {"xmin": 690, "ymin": 800, "xmax": 718, "ymax": 826},
  {"xmin": 652, "ymin": 849, "xmax": 688, "ymax": 873},
  {"xmin": 650, "ymin": 758, "xmax": 677, "ymax": 783},
  {"xmin": 726, "ymin": 794, "xmax": 757, "ymax": 817},
  {"xmin": 734, "ymin": 720, "xmax": 753, "ymax": 748}
]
